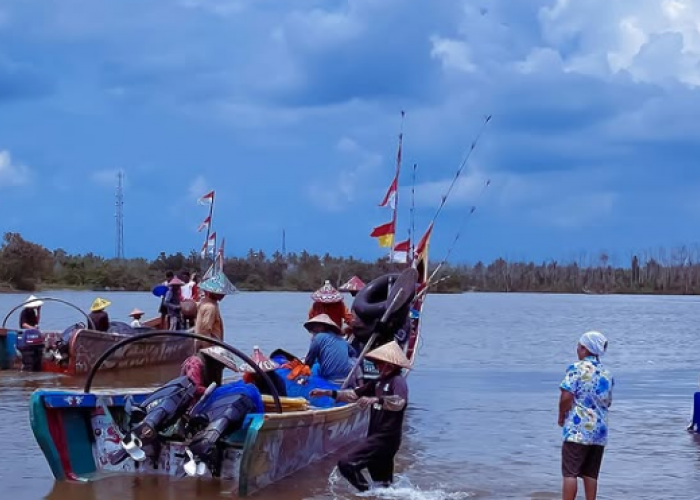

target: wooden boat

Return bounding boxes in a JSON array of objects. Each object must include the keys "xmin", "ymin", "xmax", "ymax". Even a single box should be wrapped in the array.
[
  {"xmin": 28, "ymin": 268, "xmax": 428, "ymax": 497},
  {"xmin": 0, "ymin": 297, "xmax": 193, "ymax": 375}
]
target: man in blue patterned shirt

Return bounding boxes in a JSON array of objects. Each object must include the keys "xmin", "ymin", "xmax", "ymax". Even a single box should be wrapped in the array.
[{"xmin": 558, "ymin": 330, "xmax": 614, "ymax": 500}]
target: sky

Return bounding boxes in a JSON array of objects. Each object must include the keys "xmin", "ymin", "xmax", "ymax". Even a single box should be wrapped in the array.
[{"xmin": 0, "ymin": 0, "xmax": 699, "ymax": 266}]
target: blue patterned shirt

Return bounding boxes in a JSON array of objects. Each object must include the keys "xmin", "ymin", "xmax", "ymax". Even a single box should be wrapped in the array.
[{"xmin": 560, "ymin": 356, "xmax": 614, "ymax": 446}]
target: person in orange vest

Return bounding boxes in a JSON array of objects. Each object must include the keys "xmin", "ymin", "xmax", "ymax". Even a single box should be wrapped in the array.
[{"xmin": 308, "ymin": 280, "xmax": 353, "ymax": 331}]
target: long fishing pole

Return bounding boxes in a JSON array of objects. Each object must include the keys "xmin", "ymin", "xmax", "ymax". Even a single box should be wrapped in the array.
[
  {"xmin": 428, "ymin": 179, "xmax": 491, "ymax": 283},
  {"xmin": 427, "ymin": 114, "xmax": 492, "ymax": 228}
]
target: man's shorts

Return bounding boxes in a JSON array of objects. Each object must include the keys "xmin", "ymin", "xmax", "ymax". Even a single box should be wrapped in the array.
[{"xmin": 561, "ymin": 441, "xmax": 605, "ymax": 479}]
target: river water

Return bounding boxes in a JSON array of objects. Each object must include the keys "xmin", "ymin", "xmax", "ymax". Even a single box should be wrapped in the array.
[{"xmin": 0, "ymin": 290, "xmax": 698, "ymax": 499}]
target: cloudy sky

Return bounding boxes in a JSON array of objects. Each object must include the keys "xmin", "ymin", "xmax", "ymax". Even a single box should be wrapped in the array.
[{"xmin": 0, "ymin": 0, "xmax": 698, "ymax": 265}]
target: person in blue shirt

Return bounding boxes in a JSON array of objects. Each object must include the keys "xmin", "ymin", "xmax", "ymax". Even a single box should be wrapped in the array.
[
  {"xmin": 558, "ymin": 330, "xmax": 614, "ymax": 500},
  {"xmin": 303, "ymin": 313, "xmax": 357, "ymax": 384}
]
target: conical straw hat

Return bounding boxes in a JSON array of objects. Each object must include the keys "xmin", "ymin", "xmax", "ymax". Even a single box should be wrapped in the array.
[
  {"xmin": 24, "ymin": 295, "xmax": 44, "ymax": 308},
  {"xmin": 200, "ymin": 346, "xmax": 239, "ymax": 372},
  {"xmin": 365, "ymin": 340, "xmax": 412, "ymax": 369},
  {"xmin": 310, "ymin": 280, "xmax": 342, "ymax": 303},
  {"xmin": 129, "ymin": 308, "xmax": 145, "ymax": 317},
  {"xmin": 339, "ymin": 276, "xmax": 365, "ymax": 293},
  {"xmin": 239, "ymin": 345, "xmax": 279, "ymax": 373},
  {"xmin": 199, "ymin": 270, "xmax": 238, "ymax": 295},
  {"xmin": 90, "ymin": 297, "xmax": 111, "ymax": 312},
  {"xmin": 303, "ymin": 313, "xmax": 341, "ymax": 335}
]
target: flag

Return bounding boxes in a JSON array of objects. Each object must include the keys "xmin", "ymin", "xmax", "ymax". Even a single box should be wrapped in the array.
[
  {"xmin": 378, "ymin": 175, "xmax": 398, "ymax": 209},
  {"xmin": 197, "ymin": 215, "xmax": 211, "ymax": 232},
  {"xmin": 394, "ymin": 239, "xmax": 410, "ymax": 252},
  {"xmin": 217, "ymin": 237, "xmax": 225, "ymax": 269},
  {"xmin": 200, "ymin": 232, "xmax": 216, "ymax": 258},
  {"xmin": 198, "ymin": 190, "xmax": 215, "ymax": 205},
  {"xmin": 392, "ymin": 251, "xmax": 408, "ymax": 263},
  {"xmin": 370, "ymin": 221, "xmax": 395, "ymax": 248},
  {"xmin": 414, "ymin": 222, "xmax": 433, "ymax": 261}
]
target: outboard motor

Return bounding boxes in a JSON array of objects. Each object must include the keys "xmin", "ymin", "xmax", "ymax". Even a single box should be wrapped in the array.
[
  {"xmin": 125, "ymin": 375, "xmax": 199, "ymax": 446},
  {"xmin": 16, "ymin": 328, "xmax": 45, "ymax": 371},
  {"xmin": 186, "ymin": 385, "xmax": 260, "ymax": 476}
]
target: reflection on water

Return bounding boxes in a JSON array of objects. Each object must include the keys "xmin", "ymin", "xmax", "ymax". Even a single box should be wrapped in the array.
[{"xmin": 1, "ymin": 291, "xmax": 700, "ymax": 499}]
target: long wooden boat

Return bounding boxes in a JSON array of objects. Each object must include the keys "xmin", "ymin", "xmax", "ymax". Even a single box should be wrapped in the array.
[
  {"xmin": 0, "ymin": 300, "xmax": 193, "ymax": 374},
  {"xmin": 28, "ymin": 268, "xmax": 429, "ymax": 497}
]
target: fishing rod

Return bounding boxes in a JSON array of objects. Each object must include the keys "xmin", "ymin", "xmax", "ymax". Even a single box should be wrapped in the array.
[
  {"xmin": 427, "ymin": 114, "xmax": 492, "ymax": 228},
  {"xmin": 428, "ymin": 178, "xmax": 491, "ymax": 283}
]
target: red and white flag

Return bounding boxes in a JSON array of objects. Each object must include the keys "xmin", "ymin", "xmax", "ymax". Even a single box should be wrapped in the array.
[
  {"xmin": 378, "ymin": 175, "xmax": 398, "ymax": 209},
  {"xmin": 200, "ymin": 232, "xmax": 216, "ymax": 258},
  {"xmin": 197, "ymin": 215, "xmax": 211, "ymax": 232},
  {"xmin": 198, "ymin": 190, "xmax": 215, "ymax": 205}
]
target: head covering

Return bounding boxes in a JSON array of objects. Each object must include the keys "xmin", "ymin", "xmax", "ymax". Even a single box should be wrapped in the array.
[
  {"xmin": 168, "ymin": 277, "xmax": 185, "ymax": 287},
  {"xmin": 90, "ymin": 297, "xmax": 111, "ymax": 312},
  {"xmin": 365, "ymin": 340, "xmax": 412, "ymax": 369},
  {"xmin": 239, "ymin": 346, "xmax": 279, "ymax": 373},
  {"xmin": 199, "ymin": 270, "xmax": 238, "ymax": 295},
  {"xmin": 339, "ymin": 276, "xmax": 365, "ymax": 293},
  {"xmin": 23, "ymin": 295, "xmax": 44, "ymax": 308},
  {"xmin": 200, "ymin": 346, "xmax": 239, "ymax": 371},
  {"xmin": 304, "ymin": 313, "xmax": 342, "ymax": 335},
  {"xmin": 578, "ymin": 330, "xmax": 608, "ymax": 357},
  {"xmin": 311, "ymin": 280, "xmax": 342, "ymax": 303},
  {"xmin": 128, "ymin": 308, "xmax": 144, "ymax": 317}
]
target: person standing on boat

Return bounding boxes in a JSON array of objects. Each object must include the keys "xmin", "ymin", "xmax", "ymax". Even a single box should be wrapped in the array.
[
  {"xmin": 558, "ymin": 330, "xmax": 614, "ymax": 500},
  {"xmin": 128, "ymin": 308, "xmax": 145, "ymax": 328},
  {"xmin": 19, "ymin": 295, "xmax": 43, "ymax": 329},
  {"xmin": 194, "ymin": 269, "xmax": 237, "ymax": 351},
  {"xmin": 310, "ymin": 340, "xmax": 411, "ymax": 492},
  {"xmin": 164, "ymin": 276, "xmax": 185, "ymax": 330},
  {"xmin": 88, "ymin": 297, "xmax": 111, "ymax": 332},
  {"xmin": 308, "ymin": 280, "xmax": 353, "ymax": 332},
  {"xmin": 303, "ymin": 314, "xmax": 357, "ymax": 384}
]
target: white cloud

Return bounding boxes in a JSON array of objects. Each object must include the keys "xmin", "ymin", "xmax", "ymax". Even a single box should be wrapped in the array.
[
  {"xmin": 307, "ymin": 137, "xmax": 383, "ymax": 212},
  {"xmin": 537, "ymin": 0, "xmax": 700, "ymax": 87},
  {"xmin": 0, "ymin": 150, "xmax": 30, "ymax": 188},
  {"xmin": 430, "ymin": 36, "xmax": 477, "ymax": 73},
  {"xmin": 415, "ymin": 164, "xmax": 619, "ymax": 229},
  {"xmin": 91, "ymin": 168, "xmax": 122, "ymax": 187},
  {"xmin": 188, "ymin": 175, "xmax": 209, "ymax": 200}
]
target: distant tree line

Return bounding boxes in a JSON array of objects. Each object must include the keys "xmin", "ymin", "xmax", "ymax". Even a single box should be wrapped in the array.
[{"xmin": 1, "ymin": 232, "xmax": 699, "ymax": 295}]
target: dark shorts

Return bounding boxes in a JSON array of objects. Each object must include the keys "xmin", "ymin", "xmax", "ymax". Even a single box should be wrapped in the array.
[{"xmin": 561, "ymin": 441, "xmax": 605, "ymax": 479}]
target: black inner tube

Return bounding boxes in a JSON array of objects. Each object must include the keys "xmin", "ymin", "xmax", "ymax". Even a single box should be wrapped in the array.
[{"xmin": 82, "ymin": 330, "xmax": 282, "ymax": 414}]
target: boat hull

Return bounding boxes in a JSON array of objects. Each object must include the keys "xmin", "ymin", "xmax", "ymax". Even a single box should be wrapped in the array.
[{"xmin": 29, "ymin": 389, "xmax": 369, "ymax": 497}]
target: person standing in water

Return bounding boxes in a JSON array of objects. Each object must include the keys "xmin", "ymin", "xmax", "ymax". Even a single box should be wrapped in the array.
[
  {"xmin": 310, "ymin": 340, "xmax": 410, "ymax": 492},
  {"xmin": 558, "ymin": 330, "xmax": 614, "ymax": 500}
]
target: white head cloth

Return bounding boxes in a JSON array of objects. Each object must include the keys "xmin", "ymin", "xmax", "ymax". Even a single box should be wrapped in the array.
[{"xmin": 579, "ymin": 330, "xmax": 608, "ymax": 357}]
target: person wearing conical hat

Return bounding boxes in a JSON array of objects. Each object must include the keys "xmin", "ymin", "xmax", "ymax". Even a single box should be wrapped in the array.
[
  {"xmin": 88, "ymin": 297, "xmax": 112, "ymax": 332},
  {"xmin": 194, "ymin": 269, "xmax": 237, "ymax": 351},
  {"xmin": 19, "ymin": 295, "xmax": 43, "ymax": 330},
  {"xmin": 180, "ymin": 345, "xmax": 240, "ymax": 397},
  {"xmin": 338, "ymin": 276, "xmax": 365, "ymax": 298},
  {"xmin": 164, "ymin": 276, "xmax": 186, "ymax": 330},
  {"xmin": 308, "ymin": 280, "xmax": 354, "ymax": 331},
  {"xmin": 129, "ymin": 308, "xmax": 145, "ymax": 328},
  {"xmin": 240, "ymin": 346, "xmax": 288, "ymax": 397},
  {"xmin": 310, "ymin": 340, "xmax": 411, "ymax": 492},
  {"xmin": 302, "ymin": 314, "xmax": 357, "ymax": 384}
]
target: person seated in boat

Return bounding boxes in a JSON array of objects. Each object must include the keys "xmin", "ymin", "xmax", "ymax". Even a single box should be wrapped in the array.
[
  {"xmin": 164, "ymin": 276, "xmax": 185, "ymax": 330},
  {"xmin": 88, "ymin": 297, "xmax": 111, "ymax": 332},
  {"xmin": 302, "ymin": 313, "xmax": 358, "ymax": 384},
  {"xmin": 310, "ymin": 340, "xmax": 411, "ymax": 492},
  {"xmin": 239, "ymin": 346, "xmax": 288, "ymax": 397},
  {"xmin": 128, "ymin": 308, "xmax": 145, "ymax": 328},
  {"xmin": 194, "ymin": 270, "xmax": 237, "ymax": 351},
  {"xmin": 308, "ymin": 280, "xmax": 353, "ymax": 332},
  {"xmin": 339, "ymin": 276, "xmax": 365, "ymax": 299},
  {"xmin": 19, "ymin": 295, "xmax": 43, "ymax": 329}
]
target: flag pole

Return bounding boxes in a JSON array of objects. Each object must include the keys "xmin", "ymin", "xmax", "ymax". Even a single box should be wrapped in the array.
[
  {"xmin": 389, "ymin": 110, "xmax": 404, "ymax": 263},
  {"xmin": 201, "ymin": 191, "xmax": 215, "ymax": 273}
]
